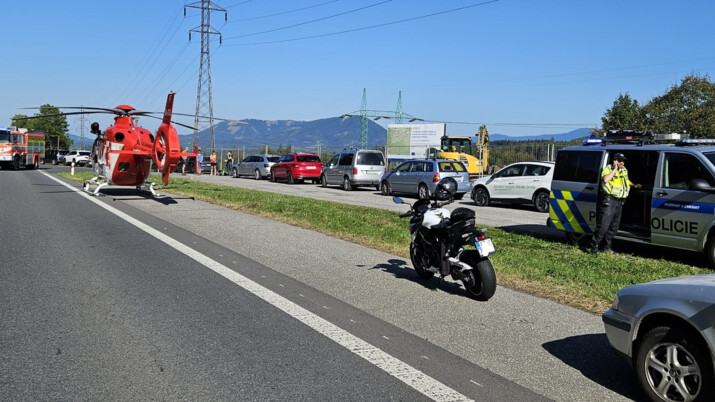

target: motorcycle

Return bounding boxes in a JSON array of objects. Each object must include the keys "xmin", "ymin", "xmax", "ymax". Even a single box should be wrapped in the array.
[{"xmin": 393, "ymin": 178, "xmax": 497, "ymax": 301}]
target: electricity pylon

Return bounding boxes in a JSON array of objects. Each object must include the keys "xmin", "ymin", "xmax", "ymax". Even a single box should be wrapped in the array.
[
  {"xmin": 339, "ymin": 89, "xmax": 422, "ymax": 148},
  {"xmin": 185, "ymin": 0, "xmax": 226, "ymax": 151}
]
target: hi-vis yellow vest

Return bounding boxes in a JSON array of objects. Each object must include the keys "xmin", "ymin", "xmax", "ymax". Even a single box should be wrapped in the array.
[{"xmin": 601, "ymin": 165, "xmax": 630, "ymax": 199}]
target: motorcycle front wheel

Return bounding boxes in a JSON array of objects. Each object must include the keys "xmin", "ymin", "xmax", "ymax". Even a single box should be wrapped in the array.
[
  {"xmin": 460, "ymin": 253, "xmax": 497, "ymax": 301},
  {"xmin": 410, "ymin": 243, "xmax": 434, "ymax": 280}
]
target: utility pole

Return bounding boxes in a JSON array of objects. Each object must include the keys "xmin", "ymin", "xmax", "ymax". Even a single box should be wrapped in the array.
[
  {"xmin": 340, "ymin": 89, "xmax": 422, "ymax": 148},
  {"xmin": 74, "ymin": 108, "xmax": 90, "ymax": 149},
  {"xmin": 185, "ymin": 0, "xmax": 226, "ymax": 151}
]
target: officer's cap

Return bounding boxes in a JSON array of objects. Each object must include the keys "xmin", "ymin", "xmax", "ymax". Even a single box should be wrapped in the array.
[{"xmin": 612, "ymin": 153, "xmax": 627, "ymax": 161}]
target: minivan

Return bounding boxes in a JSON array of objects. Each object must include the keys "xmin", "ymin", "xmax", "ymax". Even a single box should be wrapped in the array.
[
  {"xmin": 548, "ymin": 130, "xmax": 715, "ymax": 267},
  {"xmin": 320, "ymin": 148, "xmax": 386, "ymax": 190}
]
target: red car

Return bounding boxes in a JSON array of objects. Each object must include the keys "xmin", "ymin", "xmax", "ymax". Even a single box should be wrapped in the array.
[{"xmin": 270, "ymin": 153, "xmax": 323, "ymax": 184}]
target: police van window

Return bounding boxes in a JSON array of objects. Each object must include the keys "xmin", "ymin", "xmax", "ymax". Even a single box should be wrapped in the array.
[
  {"xmin": 553, "ymin": 150, "xmax": 601, "ymax": 183},
  {"xmin": 662, "ymin": 153, "xmax": 715, "ymax": 189}
]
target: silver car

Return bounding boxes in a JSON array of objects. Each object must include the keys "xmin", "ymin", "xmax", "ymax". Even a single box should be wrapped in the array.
[
  {"xmin": 233, "ymin": 154, "xmax": 279, "ymax": 180},
  {"xmin": 380, "ymin": 159, "xmax": 471, "ymax": 200},
  {"xmin": 321, "ymin": 148, "xmax": 386, "ymax": 190},
  {"xmin": 602, "ymin": 274, "xmax": 715, "ymax": 402}
]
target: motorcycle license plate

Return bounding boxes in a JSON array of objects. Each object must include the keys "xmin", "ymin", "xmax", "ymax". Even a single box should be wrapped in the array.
[{"xmin": 476, "ymin": 238, "xmax": 495, "ymax": 257}]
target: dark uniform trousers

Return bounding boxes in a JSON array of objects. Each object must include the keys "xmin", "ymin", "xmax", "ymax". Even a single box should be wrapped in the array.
[{"xmin": 591, "ymin": 194, "xmax": 625, "ymax": 252}]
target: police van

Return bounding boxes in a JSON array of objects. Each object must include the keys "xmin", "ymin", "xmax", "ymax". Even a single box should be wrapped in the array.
[{"xmin": 547, "ymin": 130, "xmax": 715, "ymax": 267}]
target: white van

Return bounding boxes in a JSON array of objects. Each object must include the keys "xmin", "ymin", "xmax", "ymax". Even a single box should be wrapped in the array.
[{"xmin": 548, "ymin": 130, "xmax": 715, "ymax": 267}]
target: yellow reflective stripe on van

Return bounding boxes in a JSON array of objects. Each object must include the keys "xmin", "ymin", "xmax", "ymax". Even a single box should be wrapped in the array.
[{"xmin": 548, "ymin": 190, "xmax": 592, "ymax": 234}]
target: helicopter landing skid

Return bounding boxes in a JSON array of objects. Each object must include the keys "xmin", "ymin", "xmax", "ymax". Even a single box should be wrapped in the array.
[
  {"xmin": 136, "ymin": 181, "xmax": 160, "ymax": 198},
  {"xmin": 83, "ymin": 177, "xmax": 108, "ymax": 196}
]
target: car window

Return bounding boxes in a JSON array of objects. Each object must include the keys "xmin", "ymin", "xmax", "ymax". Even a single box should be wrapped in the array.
[
  {"xmin": 554, "ymin": 150, "xmax": 601, "ymax": 183},
  {"xmin": 328, "ymin": 155, "xmax": 340, "ymax": 166},
  {"xmin": 525, "ymin": 164, "xmax": 550, "ymax": 176},
  {"xmin": 297, "ymin": 155, "xmax": 320, "ymax": 163},
  {"xmin": 267, "ymin": 156, "xmax": 279, "ymax": 162},
  {"xmin": 662, "ymin": 152, "xmax": 715, "ymax": 188},
  {"xmin": 338, "ymin": 152, "xmax": 353, "ymax": 166},
  {"xmin": 497, "ymin": 164, "xmax": 524, "ymax": 177},
  {"xmin": 396, "ymin": 162, "xmax": 411, "ymax": 172},
  {"xmin": 438, "ymin": 161, "xmax": 465, "ymax": 172},
  {"xmin": 357, "ymin": 152, "xmax": 384, "ymax": 166}
]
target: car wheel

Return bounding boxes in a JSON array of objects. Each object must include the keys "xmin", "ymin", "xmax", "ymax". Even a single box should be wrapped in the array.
[
  {"xmin": 287, "ymin": 171, "xmax": 294, "ymax": 184},
  {"xmin": 342, "ymin": 176, "xmax": 352, "ymax": 191},
  {"xmin": 254, "ymin": 169, "xmax": 261, "ymax": 180},
  {"xmin": 472, "ymin": 187, "xmax": 490, "ymax": 207},
  {"xmin": 418, "ymin": 184, "xmax": 429, "ymax": 200},
  {"xmin": 381, "ymin": 181, "xmax": 391, "ymax": 196},
  {"xmin": 635, "ymin": 326, "xmax": 713, "ymax": 402},
  {"xmin": 271, "ymin": 171, "xmax": 276, "ymax": 182},
  {"xmin": 321, "ymin": 175, "xmax": 328, "ymax": 188},
  {"xmin": 232, "ymin": 168, "xmax": 238, "ymax": 178},
  {"xmin": 533, "ymin": 190, "xmax": 550, "ymax": 213}
]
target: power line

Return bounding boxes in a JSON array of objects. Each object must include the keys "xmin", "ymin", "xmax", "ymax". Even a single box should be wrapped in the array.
[
  {"xmin": 223, "ymin": 0, "xmax": 499, "ymax": 46},
  {"xmin": 228, "ymin": 0, "xmax": 341, "ymax": 23},
  {"xmin": 225, "ymin": 0, "xmax": 391, "ymax": 39}
]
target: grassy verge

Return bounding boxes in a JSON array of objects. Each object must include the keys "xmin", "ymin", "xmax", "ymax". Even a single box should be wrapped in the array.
[{"xmin": 61, "ymin": 172, "xmax": 712, "ymax": 314}]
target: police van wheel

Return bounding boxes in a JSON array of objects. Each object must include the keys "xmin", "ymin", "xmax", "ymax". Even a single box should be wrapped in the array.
[{"xmin": 705, "ymin": 235, "xmax": 715, "ymax": 269}]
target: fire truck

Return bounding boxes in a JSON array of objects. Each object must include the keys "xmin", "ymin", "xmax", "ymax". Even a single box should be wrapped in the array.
[{"xmin": 0, "ymin": 127, "xmax": 45, "ymax": 170}]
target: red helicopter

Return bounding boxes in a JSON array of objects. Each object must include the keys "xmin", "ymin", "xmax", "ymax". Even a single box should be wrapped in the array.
[{"xmin": 16, "ymin": 92, "xmax": 199, "ymax": 197}]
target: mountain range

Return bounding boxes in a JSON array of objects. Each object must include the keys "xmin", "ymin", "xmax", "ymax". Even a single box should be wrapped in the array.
[{"xmin": 68, "ymin": 118, "xmax": 591, "ymax": 149}]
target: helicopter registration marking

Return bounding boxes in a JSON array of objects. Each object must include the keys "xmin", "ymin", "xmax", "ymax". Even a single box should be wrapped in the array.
[{"xmin": 44, "ymin": 171, "xmax": 473, "ymax": 402}]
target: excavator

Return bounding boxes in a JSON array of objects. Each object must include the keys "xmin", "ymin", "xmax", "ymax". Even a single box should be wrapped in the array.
[{"xmin": 433, "ymin": 125, "xmax": 490, "ymax": 180}]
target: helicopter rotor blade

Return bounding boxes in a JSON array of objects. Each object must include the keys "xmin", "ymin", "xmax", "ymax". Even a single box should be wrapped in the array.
[
  {"xmin": 170, "ymin": 112, "xmax": 247, "ymax": 124},
  {"xmin": 141, "ymin": 114, "xmax": 197, "ymax": 131},
  {"xmin": 12, "ymin": 111, "xmax": 113, "ymax": 120}
]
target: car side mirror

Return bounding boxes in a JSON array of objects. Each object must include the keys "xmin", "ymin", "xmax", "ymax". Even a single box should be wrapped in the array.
[{"xmin": 689, "ymin": 178, "xmax": 715, "ymax": 193}]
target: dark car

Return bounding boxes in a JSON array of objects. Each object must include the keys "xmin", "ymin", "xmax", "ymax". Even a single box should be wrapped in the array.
[
  {"xmin": 270, "ymin": 153, "xmax": 322, "ymax": 184},
  {"xmin": 44, "ymin": 149, "xmax": 69, "ymax": 165}
]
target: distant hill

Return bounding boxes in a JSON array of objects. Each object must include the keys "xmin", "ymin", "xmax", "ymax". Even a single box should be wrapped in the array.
[
  {"xmin": 68, "ymin": 121, "xmax": 592, "ymax": 149},
  {"xmin": 489, "ymin": 128, "xmax": 591, "ymax": 142},
  {"xmin": 181, "ymin": 116, "xmax": 388, "ymax": 149}
]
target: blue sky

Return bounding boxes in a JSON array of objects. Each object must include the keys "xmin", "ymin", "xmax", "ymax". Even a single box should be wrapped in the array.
[{"xmin": 3, "ymin": 0, "xmax": 714, "ymax": 138}]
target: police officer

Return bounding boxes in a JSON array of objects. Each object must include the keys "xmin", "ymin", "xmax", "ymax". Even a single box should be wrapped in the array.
[{"xmin": 590, "ymin": 153, "xmax": 639, "ymax": 254}]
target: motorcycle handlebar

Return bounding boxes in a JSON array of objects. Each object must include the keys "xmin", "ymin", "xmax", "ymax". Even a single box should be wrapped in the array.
[{"xmin": 399, "ymin": 211, "xmax": 412, "ymax": 218}]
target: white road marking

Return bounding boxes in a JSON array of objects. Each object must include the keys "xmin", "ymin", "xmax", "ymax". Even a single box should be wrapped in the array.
[{"xmin": 44, "ymin": 172, "xmax": 473, "ymax": 402}]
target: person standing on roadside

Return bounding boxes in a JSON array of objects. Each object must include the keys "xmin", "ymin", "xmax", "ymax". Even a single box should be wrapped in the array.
[
  {"xmin": 226, "ymin": 151, "xmax": 233, "ymax": 176},
  {"xmin": 590, "ymin": 152, "xmax": 640, "ymax": 254},
  {"xmin": 209, "ymin": 150, "xmax": 217, "ymax": 176}
]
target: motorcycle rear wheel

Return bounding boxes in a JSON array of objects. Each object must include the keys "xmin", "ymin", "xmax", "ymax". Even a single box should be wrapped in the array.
[
  {"xmin": 410, "ymin": 243, "xmax": 434, "ymax": 280},
  {"xmin": 460, "ymin": 254, "xmax": 497, "ymax": 301}
]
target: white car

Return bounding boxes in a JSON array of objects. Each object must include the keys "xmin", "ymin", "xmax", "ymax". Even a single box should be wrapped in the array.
[
  {"xmin": 471, "ymin": 161, "xmax": 554, "ymax": 212},
  {"xmin": 64, "ymin": 150, "xmax": 91, "ymax": 166}
]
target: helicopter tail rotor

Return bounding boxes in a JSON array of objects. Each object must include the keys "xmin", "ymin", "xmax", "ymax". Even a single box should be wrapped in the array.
[{"xmin": 153, "ymin": 122, "xmax": 180, "ymax": 185}]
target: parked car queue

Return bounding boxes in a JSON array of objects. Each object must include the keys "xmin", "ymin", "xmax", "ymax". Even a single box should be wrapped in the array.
[{"xmin": 216, "ymin": 149, "xmax": 554, "ymax": 210}]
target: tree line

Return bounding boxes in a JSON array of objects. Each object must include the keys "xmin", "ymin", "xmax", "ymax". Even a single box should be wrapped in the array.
[{"xmin": 595, "ymin": 74, "xmax": 715, "ymax": 138}]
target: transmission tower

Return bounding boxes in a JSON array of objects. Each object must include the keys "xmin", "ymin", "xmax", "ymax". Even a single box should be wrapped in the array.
[
  {"xmin": 185, "ymin": 0, "xmax": 226, "ymax": 151},
  {"xmin": 340, "ymin": 89, "xmax": 422, "ymax": 147}
]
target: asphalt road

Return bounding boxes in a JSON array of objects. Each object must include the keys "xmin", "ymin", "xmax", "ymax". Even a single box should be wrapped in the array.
[{"xmin": 1, "ymin": 165, "xmax": 648, "ymax": 401}]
